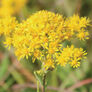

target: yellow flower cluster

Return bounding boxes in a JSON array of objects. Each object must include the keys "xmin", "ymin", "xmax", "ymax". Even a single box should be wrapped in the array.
[
  {"xmin": 0, "ymin": 0, "xmax": 27, "ymax": 17},
  {"xmin": 64, "ymin": 14, "xmax": 90, "ymax": 40},
  {"xmin": 57, "ymin": 45, "xmax": 87, "ymax": 68},
  {"xmin": 1, "ymin": 10, "xmax": 90, "ymax": 70},
  {"xmin": 0, "ymin": 16, "xmax": 18, "ymax": 49}
]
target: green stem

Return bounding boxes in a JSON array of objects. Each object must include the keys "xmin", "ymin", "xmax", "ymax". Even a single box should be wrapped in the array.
[
  {"xmin": 37, "ymin": 80, "xmax": 39, "ymax": 92},
  {"xmin": 43, "ymin": 74, "xmax": 46, "ymax": 92}
]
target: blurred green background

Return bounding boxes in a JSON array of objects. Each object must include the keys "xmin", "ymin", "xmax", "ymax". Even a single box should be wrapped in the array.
[{"xmin": 0, "ymin": 0, "xmax": 92, "ymax": 92}]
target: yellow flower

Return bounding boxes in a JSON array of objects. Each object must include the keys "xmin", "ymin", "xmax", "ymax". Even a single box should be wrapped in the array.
[
  {"xmin": 44, "ymin": 57, "xmax": 55, "ymax": 70},
  {"xmin": 77, "ymin": 29, "xmax": 89, "ymax": 40},
  {"xmin": 70, "ymin": 59, "xmax": 80, "ymax": 68},
  {"xmin": 3, "ymin": 37, "xmax": 12, "ymax": 49}
]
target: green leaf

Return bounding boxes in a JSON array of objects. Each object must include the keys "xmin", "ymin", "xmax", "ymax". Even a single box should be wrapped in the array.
[
  {"xmin": 10, "ymin": 69, "xmax": 25, "ymax": 84},
  {"xmin": 0, "ymin": 56, "xmax": 10, "ymax": 80},
  {"xmin": 3, "ymin": 77, "xmax": 14, "ymax": 90}
]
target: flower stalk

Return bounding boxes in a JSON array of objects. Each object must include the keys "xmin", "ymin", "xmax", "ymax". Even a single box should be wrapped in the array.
[
  {"xmin": 43, "ymin": 73, "xmax": 46, "ymax": 92},
  {"xmin": 37, "ymin": 80, "xmax": 39, "ymax": 92}
]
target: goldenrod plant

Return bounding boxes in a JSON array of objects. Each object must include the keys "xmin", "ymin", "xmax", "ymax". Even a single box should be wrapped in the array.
[
  {"xmin": 4, "ymin": 10, "xmax": 90, "ymax": 68},
  {"xmin": 0, "ymin": 9, "xmax": 90, "ymax": 92}
]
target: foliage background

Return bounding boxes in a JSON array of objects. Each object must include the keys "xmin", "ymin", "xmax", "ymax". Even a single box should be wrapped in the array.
[{"xmin": 0, "ymin": 0, "xmax": 92, "ymax": 92}]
